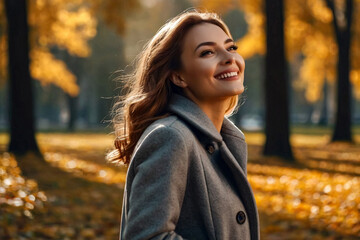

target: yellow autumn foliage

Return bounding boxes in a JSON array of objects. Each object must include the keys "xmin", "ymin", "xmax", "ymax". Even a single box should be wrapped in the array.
[
  {"xmin": 351, "ymin": 70, "xmax": 360, "ymax": 99},
  {"xmin": 0, "ymin": 0, "xmax": 138, "ymax": 95},
  {"xmin": 90, "ymin": 0, "xmax": 140, "ymax": 34},
  {"xmin": 30, "ymin": 49, "xmax": 79, "ymax": 97},
  {"xmin": 2, "ymin": 132, "xmax": 359, "ymax": 238},
  {"xmin": 32, "ymin": 7, "xmax": 97, "ymax": 57},
  {"xmin": 192, "ymin": 0, "xmax": 236, "ymax": 13},
  {"xmin": 197, "ymin": 0, "xmax": 360, "ymax": 102},
  {"xmin": 0, "ymin": 0, "xmax": 96, "ymax": 95},
  {"xmin": 308, "ymin": 0, "xmax": 333, "ymax": 23},
  {"xmin": 0, "ymin": 152, "xmax": 47, "ymax": 219},
  {"xmin": 236, "ymin": 13, "xmax": 266, "ymax": 59},
  {"xmin": 286, "ymin": 0, "xmax": 337, "ymax": 103},
  {"xmin": 350, "ymin": 7, "xmax": 360, "ymax": 98}
]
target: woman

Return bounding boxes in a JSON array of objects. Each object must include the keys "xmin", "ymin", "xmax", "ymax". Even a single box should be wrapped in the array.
[{"xmin": 108, "ymin": 10, "xmax": 259, "ymax": 240}]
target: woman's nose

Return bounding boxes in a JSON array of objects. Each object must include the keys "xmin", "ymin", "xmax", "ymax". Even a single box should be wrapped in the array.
[
  {"xmin": 220, "ymin": 51, "xmax": 236, "ymax": 65},
  {"xmin": 219, "ymin": 51, "xmax": 245, "ymax": 72}
]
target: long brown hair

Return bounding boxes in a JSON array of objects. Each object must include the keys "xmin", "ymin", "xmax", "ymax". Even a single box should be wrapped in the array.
[{"xmin": 107, "ymin": 10, "xmax": 238, "ymax": 165}]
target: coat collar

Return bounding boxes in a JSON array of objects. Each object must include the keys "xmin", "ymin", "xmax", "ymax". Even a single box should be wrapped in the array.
[
  {"xmin": 168, "ymin": 94, "xmax": 248, "ymax": 174},
  {"xmin": 167, "ymin": 94, "xmax": 245, "ymax": 144},
  {"xmin": 168, "ymin": 94, "xmax": 222, "ymax": 142}
]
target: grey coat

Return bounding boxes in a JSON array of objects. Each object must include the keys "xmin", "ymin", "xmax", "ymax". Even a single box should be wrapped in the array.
[{"xmin": 120, "ymin": 94, "xmax": 259, "ymax": 240}]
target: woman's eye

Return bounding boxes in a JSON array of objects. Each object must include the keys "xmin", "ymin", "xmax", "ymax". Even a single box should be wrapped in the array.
[
  {"xmin": 200, "ymin": 50, "xmax": 214, "ymax": 57},
  {"xmin": 228, "ymin": 45, "xmax": 238, "ymax": 51}
]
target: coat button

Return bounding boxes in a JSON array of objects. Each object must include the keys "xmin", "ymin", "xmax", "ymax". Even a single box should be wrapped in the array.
[
  {"xmin": 206, "ymin": 144, "xmax": 215, "ymax": 154},
  {"xmin": 236, "ymin": 211, "xmax": 246, "ymax": 224}
]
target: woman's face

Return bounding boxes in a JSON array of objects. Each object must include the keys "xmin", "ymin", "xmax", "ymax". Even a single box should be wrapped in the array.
[{"xmin": 176, "ymin": 22, "xmax": 245, "ymax": 105}]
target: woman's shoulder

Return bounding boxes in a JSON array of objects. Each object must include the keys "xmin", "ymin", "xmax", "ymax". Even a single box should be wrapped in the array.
[
  {"xmin": 134, "ymin": 114, "xmax": 202, "ymax": 153},
  {"xmin": 139, "ymin": 115, "xmax": 195, "ymax": 144},
  {"xmin": 129, "ymin": 115, "xmax": 196, "ymax": 169}
]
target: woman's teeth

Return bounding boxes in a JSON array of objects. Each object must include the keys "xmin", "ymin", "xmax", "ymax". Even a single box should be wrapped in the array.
[{"xmin": 216, "ymin": 71, "xmax": 238, "ymax": 79}]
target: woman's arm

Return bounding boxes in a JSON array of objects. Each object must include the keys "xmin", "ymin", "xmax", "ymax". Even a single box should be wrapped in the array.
[{"xmin": 122, "ymin": 124, "xmax": 189, "ymax": 240}]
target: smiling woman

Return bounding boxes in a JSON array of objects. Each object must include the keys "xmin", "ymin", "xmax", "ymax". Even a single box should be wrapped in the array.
[
  {"xmin": 174, "ymin": 22, "xmax": 245, "ymax": 130},
  {"xmin": 107, "ymin": 10, "xmax": 259, "ymax": 240}
]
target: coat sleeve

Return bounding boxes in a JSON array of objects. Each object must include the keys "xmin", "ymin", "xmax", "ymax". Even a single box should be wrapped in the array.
[{"xmin": 122, "ymin": 124, "xmax": 190, "ymax": 240}]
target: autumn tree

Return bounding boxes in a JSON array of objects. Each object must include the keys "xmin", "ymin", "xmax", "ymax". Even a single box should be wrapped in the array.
[
  {"xmin": 0, "ymin": 0, "xmax": 138, "ymax": 154},
  {"xmin": 284, "ymin": 0, "xmax": 360, "ymax": 142},
  {"xmin": 262, "ymin": 0, "xmax": 360, "ymax": 142},
  {"xmin": 2, "ymin": 0, "xmax": 95, "ymax": 155},
  {"xmin": 5, "ymin": 0, "xmax": 39, "ymax": 154},
  {"xmin": 325, "ymin": 0, "xmax": 353, "ymax": 141},
  {"xmin": 263, "ymin": 0, "xmax": 293, "ymax": 159}
]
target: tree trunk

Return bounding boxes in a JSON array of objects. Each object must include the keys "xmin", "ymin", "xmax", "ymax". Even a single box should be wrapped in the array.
[
  {"xmin": 5, "ymin": 0, "xmax": 40, "ymax": 154},
  {"xmin": 332, "ymin": 36, "xmax": 352, "ymax": 141},
  {"xmin": 325, "ymin": 0, "xmax": 353, "ymax": 142},
  {"xmin": 263, "ymin": 0, "xmax": 293, "ymax": 160},
  {"xmin": 61, "ymin": 52, "xmax": 79, "ymax": 131},
  {"xmin": 67, "ymin": 94, "xmax": 77, "ymax": 131},
  {"xmin": 318, "ymin": 81, "xmax": 328, "ymax": 126}
]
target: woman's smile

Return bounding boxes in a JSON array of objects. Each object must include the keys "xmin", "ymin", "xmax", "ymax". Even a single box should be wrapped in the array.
[{"xmin": 214, "ymin": 69, "xmax": 240, "ymax": 80}]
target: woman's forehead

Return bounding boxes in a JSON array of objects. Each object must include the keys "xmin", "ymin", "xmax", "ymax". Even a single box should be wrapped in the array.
[{"xmin": 183, "ymin": 23, "xmax": 230, "ymax": 48}]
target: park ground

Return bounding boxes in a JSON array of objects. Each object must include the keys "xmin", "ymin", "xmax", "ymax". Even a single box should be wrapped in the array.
[{"xmin": 0, "ymin": 129, "xmax": 359, "ymax": 239}]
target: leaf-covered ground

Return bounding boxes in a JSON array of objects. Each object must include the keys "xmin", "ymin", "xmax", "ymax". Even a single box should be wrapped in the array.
[{"xmin": 0, "ymin": 132, "xmax": 359, "ymax": 239}]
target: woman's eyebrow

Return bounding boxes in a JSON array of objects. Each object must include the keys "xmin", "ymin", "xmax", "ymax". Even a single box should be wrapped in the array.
[
  {"xmin": 194, "ymin": 42, "xmax": 215, "ymax": 52},
  {"xmin": 194, "ymin": 38, "xmax": 234, "ymax": 53},
  {"xmin": 224, "ymin": 38, "xmax": 234, "ymax": 44}
]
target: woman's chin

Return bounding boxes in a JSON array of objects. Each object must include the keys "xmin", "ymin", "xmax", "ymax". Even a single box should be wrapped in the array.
[{"xmin": 233, "ymin": 86, "xmax": 245, "ymax": 95}]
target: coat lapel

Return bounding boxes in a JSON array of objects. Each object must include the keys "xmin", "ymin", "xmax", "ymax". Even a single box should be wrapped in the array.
[
  {"xmin": 219, "ymin": 141, "xmax": 259, "ymax": 240},
  {"xmin": 221, "ymin": 118, "xmax": 248, "ymax": 174},
  {"xmin": 220, "ymin": 119, "xmax": 259, "ymax": 240}
]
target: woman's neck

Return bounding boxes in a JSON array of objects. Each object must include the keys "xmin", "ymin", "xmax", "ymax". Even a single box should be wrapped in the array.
[
  {"xmin": 181, "ymin": 91, "xmax": 232, "ymax": 132},
  {"xmin": 194, "ymin": 98, "xmax": 230, "ymax": 132}
]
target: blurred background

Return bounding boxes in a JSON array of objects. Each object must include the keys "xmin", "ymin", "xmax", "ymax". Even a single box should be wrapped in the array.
[
  {"xmin": 1, "ymin": 0, "xmax": 360, "ymax": 132},
  {"xmin": 0, "ymin": 0, "xmax": 359, "ymax": 239}
]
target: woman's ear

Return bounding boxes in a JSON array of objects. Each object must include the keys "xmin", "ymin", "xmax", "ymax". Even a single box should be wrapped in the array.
[{"xmin": 170, "ymin": 72, "xmax": 188, "ymax": 88}]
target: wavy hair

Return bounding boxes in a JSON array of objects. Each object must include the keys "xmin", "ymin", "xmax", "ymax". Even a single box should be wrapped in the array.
[{"xmin": 107, "ymin": 10, "xmax": 238, "ymax": 165}]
